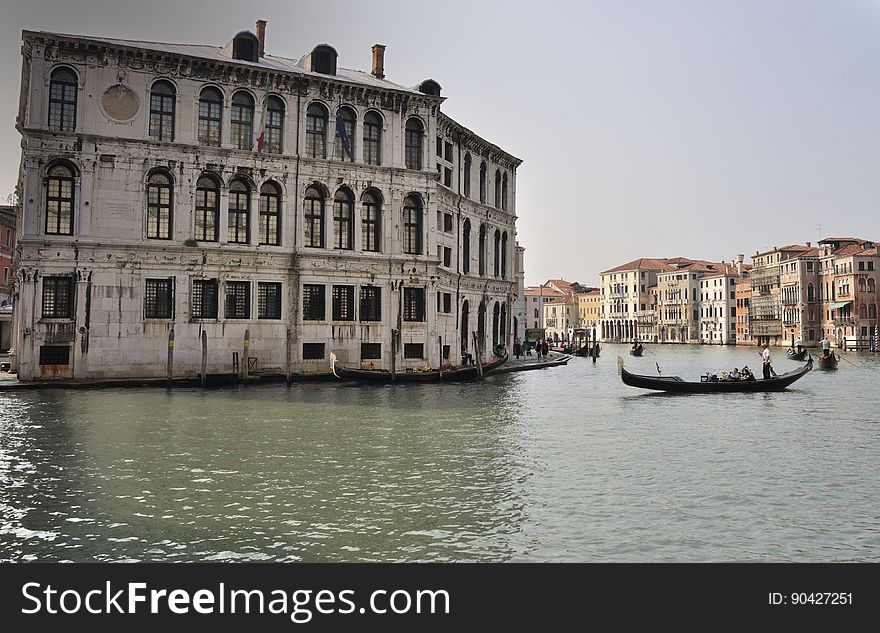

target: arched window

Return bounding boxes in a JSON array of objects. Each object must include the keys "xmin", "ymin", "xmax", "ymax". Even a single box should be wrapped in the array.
[
  {"xmin": 859, "ymin": 278, "xmax": 867, "ymax": 293},
  {"xmin": 361, "ymin": 191, "xmax": 381, "ymax": 252},
  {"xmin": 304, "ymin": 186, "xmax": 324, "ymax": 248},
  {"xmin": 478, "ymin": 223, "xmax": 486, "ymax": 276},
  {"xmin": 363, "ymin": 111, "xmax": 382, "ymax": 166},
  {"xmin": 502, "ymin": 172, "xmax": 508, "ymax": 211},
  {"xmin": 462, "ymin": 219, "xmax": 471, "ymax": 274},
  {"xmin": 402, "ymin": 194, "xmax": 423, "ymax": 255},
  {"xmin": 45, "ymin": 163, "xmax": 75, "ymax": 235},
  {"xmin": 859, "ymin": 304, "xmax": 868, "ymax": 319},
  {"xmin": 501, "ymin": 231, "xmax": 508, "ymax": 279},
  {"xmin": 149, "ymin": 80, "xmax": 175, "ymax": 142},
  {"xmin": 479, "ymin": 161, "xmax": 487, "ymax": 204},
  {"xmin": 500, "ymin": 303, "xmax": 507, "ymax": 341},
  {"xmin": 259, "ymin": 181, "xmax": 281, "ymax": 246},
  {"xmin": 264, "ymin": 96, "xmax": 284, "ymax": 154},
  {"xmin": 463, "ymin": 154, "xmax": 472, "ymax": 198},
  {"xmin": 49, "ymin": 67, "xmax": 77, "ymax": 132},
  {"xmin": 146, "ymin": 170, "xmax": 173, "ymax": 239},
  {"xmin": 461, "ymin": 300, "xmax": 469, "ymax": 352},
  {"xmin": 228, "ymin": 179, "xmax": 250, "ymax": 243},
  {"xmin": 494, "ymin": 170, "xmax": 502, "ymax": 209},
  {"xmin": 870, "ymin": 303, "xmax": 877, "ymax": 320},
  {"xmin": 195, "ymin": 174, "xmax": 220, "ymax": 242},
  {"xmin": 807, "ymin": 283, "xmax": 814, "ymax": 303},
  {"xmin": 405, "ymin": 118, "xmax": 423, "ymax": 170},
  {"xmin": 492, "ymin": 302, "xmax": 500, "ymax": 347},
  {"xmin": 306, "ymin": 103, "xmax": 328, "ymax": 159},
  {"xmin": 198, "ymin": 87, "xmax": 223, "ymax": 146},
  {"xmin": 869, "ymin": 279, "xmax": 876, "ymax": 293},
  {"xmin": 333, "ymin": 106, "xmax": 356, "ymax": 161},
  {"xmin": 493, "ymin": 229, "xmax": 501, "ymax": 277},
  {"xmin": 231, "ymin": 91, "xmax": 255, "ymax": 151},
  {"xmin": 333, "ymin": 188, "xmax": 354, "ymax": 250}
]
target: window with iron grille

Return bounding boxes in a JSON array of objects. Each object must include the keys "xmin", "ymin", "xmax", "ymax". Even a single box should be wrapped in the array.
[
  {"xmin": 42, "ymin": 276, "xmax": 74, "ymax": 318},
  {"xmin": 302, "ymin": 284, "xmax": 325, "ymax": 320},
  {"xmin": 403, "ymin": 287, "xmax": 425, "ymax": 322},
  {"xmin": 49, "ymin": 68, "xmax": 77, "ymax": 132},
  {"xmin": 225, "ymin": 281, "xmax": 250, "ymax": 319},
  {"xmin": 145, "ymin": 278, "xmax": 174, "ymax": 318},
  {"xmin": 404, "ymin": 343, "xmax": 424, "ymax": 359},
  {"xmin": 39, "ymin": 345, "xmax": 70, "ymax": 366},
  {"xmin": 363, "ymin": 112, "xmax": 382, "ymax": 165},
  {"xmin": 146, "ymin": 171, "xmax": 173, "ymax": 239},
  {"xmin": 149, "ymin": 81, "xmax": 175, "ymax": 142},
  {"xmin": 258, "ymin": 282, "xmax": 282, "ymax": 319},
  {"xmin": 192, "ymin": 279, "xmax": 218, "ymax": 319},
  {"xmin": 361, "ymin": 343, "xmax": 381, "ymax": 360},
  {"xmin": 302, "ymin": 343, "xmax": 325, "ymax": 360},
  {"xmin": 46, "ymin": 164, "xmax": 75, "ymax": 236},
  {"xmin": 360, "ymin": 286, "xmax": 381, "ymax": 321},
  {"xmin": 332, "ymin": 285, "xmax": 355, "ymax": 321}
]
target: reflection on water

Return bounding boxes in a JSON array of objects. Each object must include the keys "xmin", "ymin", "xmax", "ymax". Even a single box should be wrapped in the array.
[{"xmin": 2, "ymin": 344, "xmax": 879, "ymax": 562}]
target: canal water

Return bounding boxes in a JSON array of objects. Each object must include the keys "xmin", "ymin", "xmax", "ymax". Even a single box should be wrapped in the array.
[{"xmin": 1, "ymin": 344, "xmax": 879, "ymax": 562}]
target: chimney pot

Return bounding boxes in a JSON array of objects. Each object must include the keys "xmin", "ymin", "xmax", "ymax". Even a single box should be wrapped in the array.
[
  {"xmin": 371, "ymin": 44, "xmax": 386, "ymax": 79},
  {"xmin": 256, "ymin": 20, "xmax": 267, "ymax": 57}
]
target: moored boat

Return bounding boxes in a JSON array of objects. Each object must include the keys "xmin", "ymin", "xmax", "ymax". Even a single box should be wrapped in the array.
[
  {"xmin": 817, "ymin": 351, "xmax": 838, "ymax": 370},
  {"xmin": 787, "ymin": 348, "xmax": 807, "ymax": 361},
  {"xmin": 617, "ymin": 356, "xmax": 812, "ymax": 393},
  {"xmin": 331, "ymin": 351, "xmax": 508, "ymax": 383}
]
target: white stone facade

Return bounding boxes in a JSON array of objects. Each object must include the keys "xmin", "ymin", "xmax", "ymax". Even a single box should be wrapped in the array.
[{"xmin": 11, "ymin": 29, "xmax": 520, "ymax": 380}]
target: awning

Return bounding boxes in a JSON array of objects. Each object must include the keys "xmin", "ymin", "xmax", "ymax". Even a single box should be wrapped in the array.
[{"xmin": 829, "ymin": 301, "xmax": 852, "ymax": 310}]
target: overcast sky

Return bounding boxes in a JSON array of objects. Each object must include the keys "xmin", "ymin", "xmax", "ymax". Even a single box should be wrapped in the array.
[{"xmin": 2, "ymin": 0, "xmax": 880, "ymax": 286}]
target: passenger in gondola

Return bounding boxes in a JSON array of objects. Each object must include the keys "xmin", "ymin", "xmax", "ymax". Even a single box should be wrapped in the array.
[
  {"xmin": 741, "ymin": 366, "xmax": 755, "ymax": 381},
  {"xmin": 706, "ymin": 373, "xmax": 719, "ymax": 383},
  {"xmin": 730, "ymin": 367, "xmax": 741, "ymax": 381}
]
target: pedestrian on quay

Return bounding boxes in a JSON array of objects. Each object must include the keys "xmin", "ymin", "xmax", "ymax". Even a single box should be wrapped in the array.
[
  {"xmin": 542, "ymin": 340, "xmax": 549, "ymax": 358},
  {"xmin": 514, "ymin": 339, "xmax": 522, "ymax": 359},
  {"xmin": 761, "ymin": 343, "xmax": 773, "ymax": 380}
]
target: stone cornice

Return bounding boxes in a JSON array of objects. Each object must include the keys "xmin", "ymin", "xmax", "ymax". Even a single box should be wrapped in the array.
[{"xmin": 437, "ymin": 112, "xmax": 521, "ymax": 170}]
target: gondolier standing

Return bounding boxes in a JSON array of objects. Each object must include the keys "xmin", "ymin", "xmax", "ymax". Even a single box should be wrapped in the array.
[
  {"xmin": 761, "ymin": 343, "xmax": 773, "ymax": 379},
  {"xmin": 820, "ymin": 335, "xmax": 831, "ymax": 358}
]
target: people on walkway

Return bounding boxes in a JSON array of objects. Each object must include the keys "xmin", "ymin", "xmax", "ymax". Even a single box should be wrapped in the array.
[
  {"xmin": 514, "ymin": 339, "xmax": 522, "ymax": 359},
  {"xmin": 542, "ymin": 340, "xmax": 549, "ymax": 358},
  {"xmin": 761, "ymin": 343, "xmax": 772, "ymax": 379}
]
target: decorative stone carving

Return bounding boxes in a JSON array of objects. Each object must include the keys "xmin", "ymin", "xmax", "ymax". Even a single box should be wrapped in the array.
[{"xmin": 101, "ymin": 84, "xmax": 139, "ymax": 122}]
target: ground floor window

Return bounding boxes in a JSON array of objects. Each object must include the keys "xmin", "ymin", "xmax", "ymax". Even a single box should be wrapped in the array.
[
  {"xmin": 258, "ymin": 282, "xmax": 282, "ymax": 319},
  {"xmin": 302, "ymin": 343, "xmax": 325, "ymax": 360},
  {"xmin": 192, "ymin": 279, "xmax": 219, "ymax": 319},
  {"xmin": 225, "ymin": 281, "xmax": 250, "ymax": 319},
  {"xmin": 39, "ymin": 345, "xmax": 70, "ymax": 365},
  {"xmin": 404, "ymin": 343, "xmax": 424, "ymax": 359},
  {"xmin": 42, "ymin": 276, "xmax": 74, "ymax": 318},
  {"xmin": 361, "ymin": 343, "xmax": 381, "ymax": 360},
  {"xmin": 303, "ymin": 284, "xmax": 326, "ymax": 321},
  {"xmin": 145, "ymin": 278, "xmax": 174, "ymax": 319}
]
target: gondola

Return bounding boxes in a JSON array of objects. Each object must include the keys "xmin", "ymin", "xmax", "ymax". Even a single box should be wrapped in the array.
[
  {"xmin": 817, "ymin": 351, "xmax": 838, "ymax": 370},
  {"xmin": 617, "ymin": 355, "xmax": 812, "ymax": 393},
  {"xmin": 575, "ymin": 344, "xmax": 590, "ymax": 357},
  {"xmin": 786, "ymin": 348, "xmax": 807, "ymax": 361},
  {"xmin": 331, "ymin": 350, "xmax": 508, "ymax": 383},
  {"xmin": 630, "ymin": 343, "xmax": 644, "ymax": 357}
]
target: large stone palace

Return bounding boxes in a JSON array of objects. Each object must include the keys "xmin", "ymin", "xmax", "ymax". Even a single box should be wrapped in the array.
[{"xmin": 10, "ymin": 23, "xmax": 521, "ymax": 380}]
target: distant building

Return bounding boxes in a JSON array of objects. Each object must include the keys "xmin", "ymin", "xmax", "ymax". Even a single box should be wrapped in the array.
[
  {"xmin": 734, "ymin": 275, "xmax": 752, "ymax": 345},
  {"xmin": 817, "ymin": 238, "xmax": 879, "ymax": 349},
  {"xmin": 523, "ymin": 284, "xmax": 567, "ymax": 339},
  {"xmin": 698, "ymin": 258, "xmax": 746, "ymax": 345},
  {"xmin": 0, "ymin": 205, "xmax": 14, "ymax": 306},
  {"xmin": 577, "ymin": 289, "xmax": 601, "ymax": 338},
  {"xmin": 512, "ymin": 243, "xmax": 526, "ymax": 341},
  {"xmin": 599, "ymin": 258, "xmax": 668, "ymax": 342}
]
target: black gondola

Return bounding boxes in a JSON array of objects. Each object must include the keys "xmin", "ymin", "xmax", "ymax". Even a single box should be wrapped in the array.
[
  {"xmin": 630, "ymin": 343, "xmax": 644, "ymax": 357},
  {"xmin": 617, "ymin": 356, "xmax": 812, "ymax": 393},
  {"xmin": 818, "ymin": 351, "xmax": 838, "ymax": 370},
  {"xmin": 331, "ymin": 351, "xmax": 508, "ymax": 383},
  {"xmin": 786, "ymin": 348, "xmax": 807, "ymax": 361}
]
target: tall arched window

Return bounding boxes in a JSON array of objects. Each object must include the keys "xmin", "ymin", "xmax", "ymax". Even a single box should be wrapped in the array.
[
  {"xmin": 501, "ymin": 231, "xmax": 508, "ymax": 279},
  {"xmin": 333, "ymin": 188, "xmax": 354, "ymax": 250},
  {"xmin": 195, "ymin": 174, "xmax": 220, "ymax": 242},
  {"xmin": 479, "ymin": 161, "xmax": 487, "ymax": 203},
  {"xmin": 502, "ymin": 172, "xmax": 508, "ymax": 211},
  {"xmin": 231, "ymin": 91, "xmax": 255, "ymax": 151},
  {"xmin": 869, "ymin": 279, "xmax": 876, "ymax": 293},
  {"xmin": 807, "ymin": 283, "xmax": 814, "ymax": 303},
  {"xmin": 859, "ymin": 304, "xmax": 868, "ymax": 319},
  {"xmin": 306, "ymin": 103, "xmax": 328, "ymax": 158},
  {"xmin": 463, "ymin": 153, "xmax": 472, "ymax": 198},
  {"xmin": 264, "ymin": 96, "xmax": 284, "ymax": 153},
  {"xmin": 492, "ymin": 302, "xmax": 500, "ymax": 347},
  {"xmin": 500, "ymin": 303, "xmax": 507, "ymax": 341},
  {"xmin": 361, "ymin": 191, "xmax": 381, "ymax": 252},
  {"xmin": 870, "ymin": 303, "xmax": 877, "ymax": 320},
  {"xmin": 363, "ymin": 111, "xmax": 382, "ymax": 166},
  {"xmin": 402, "ymin": 194, "xmax": 423, "ymax": 255},
  {"xmin": 304, "ymin": 186, "xmax": 324, "ymax": 248},
  {"xmin": 146, "ymin": 170, "xmax": 173, "ymax": 240},
  {"xmin": 333, "ymin": 106, "xmax": 356, "ymax": 161},
  {"xmin": 405, "ymin": 118, "xmax": 423, "ymax": 170},
  {"xmin": 462, "ymin": 219, "xmax": 471, "ymax": 275},
  {"xmin": 259, "ymin": 181, "xmax": 281, "ymax": 246},
  {"xmin": 859, "ymin": 278, "xmax": 867, "ymax": 293},
  {"xmin": 228, "ymin": 179, "xmax": 250, "ymax": 244},
  {"xmin": 45, "ymin": 163, "xmax": 75, "ymax": 235},
  {"xmin": 478, "ymin": 223, "xmax": 486, "ymax": 276},
  {"xmin": 493, "ymin": 229, "xmax": 501, "ymax": 277},
  {"xmin": 494, "ymin": 170, "xmax": 502, "ymax": 209},
  {"xmin": 149, "ymin": 80, "xmax": 175, "ymax": 141},
  {"xmin": 198, "ymin": 87, "xmax": 223, "ymax": 146},
  {"xmin": 49, "ymin": 67, "xmax": 77, "ymax": 132}
]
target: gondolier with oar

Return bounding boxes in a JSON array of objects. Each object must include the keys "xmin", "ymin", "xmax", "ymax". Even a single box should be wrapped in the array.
[{"xmin": 761, "ymin": 343, "xmax": 775, "ymax": 379}]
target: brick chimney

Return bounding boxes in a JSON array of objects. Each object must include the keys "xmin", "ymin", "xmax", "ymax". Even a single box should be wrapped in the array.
[
  {"xmin": 371, "ymin": 44, "xmax": 386, "ymax": 79},
  {"xmin": 256, "ymin": 20, "xmax": 267, "ymax": 57}
]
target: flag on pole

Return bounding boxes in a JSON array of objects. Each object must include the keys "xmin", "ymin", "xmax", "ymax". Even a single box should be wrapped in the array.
[
  {"xmin": 255, "ymin": 77, "xmax": 271, "ymax": 153},
  {"xmin": 335, "ymin": 112, "xmax": 354, "ymax": 161}
]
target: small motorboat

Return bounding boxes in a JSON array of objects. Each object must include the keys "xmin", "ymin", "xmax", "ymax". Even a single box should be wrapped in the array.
[{"xmin": 817, "ymin": 351, "xmax": 838, "ymax": 370}]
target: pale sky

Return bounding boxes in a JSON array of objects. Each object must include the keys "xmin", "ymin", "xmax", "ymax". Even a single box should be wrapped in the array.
[{"xmin": 3, "ymin": 0, "xmax": 880, "ymax": 286}]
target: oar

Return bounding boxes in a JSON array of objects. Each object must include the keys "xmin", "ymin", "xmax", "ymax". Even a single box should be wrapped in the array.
[{"xmin": 835, "ymin": 350, "xmax": 858, "ymax": 368}]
